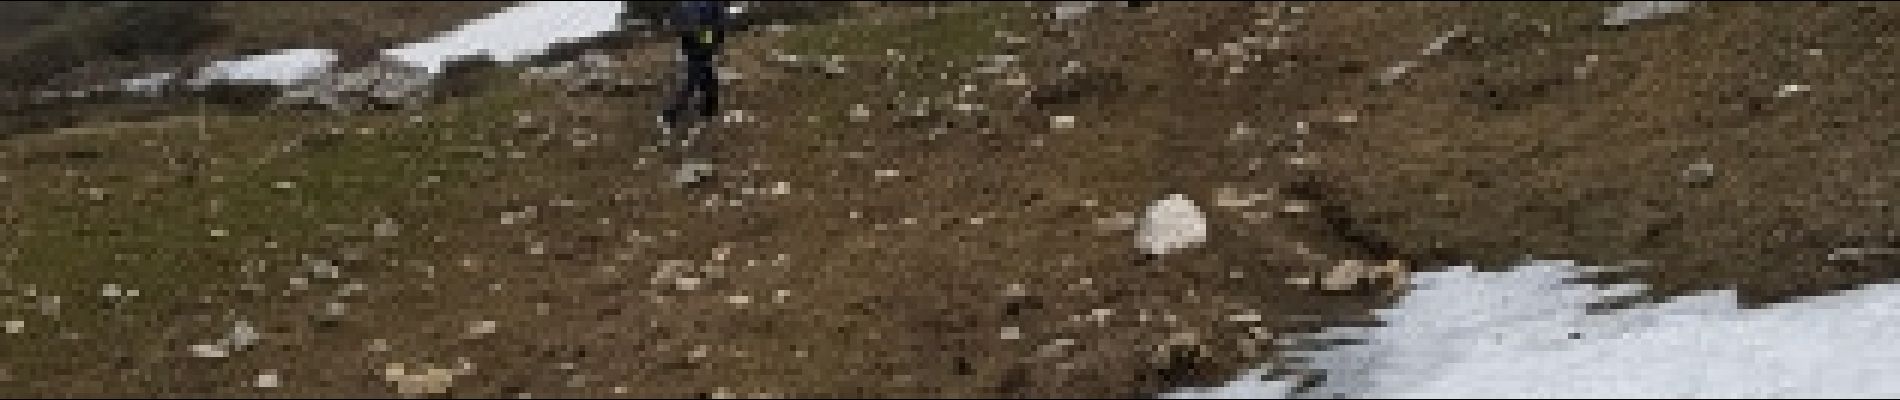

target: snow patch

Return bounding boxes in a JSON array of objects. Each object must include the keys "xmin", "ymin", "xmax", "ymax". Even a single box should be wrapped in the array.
[
  {"xmin": 162, "ymin": 1, "xmax": 626, "ymax": 101},
  {"xmin": 383, "ymin": 1, "xmax": 626, "ymax": 74},
  {"xmin": 1165, "ymin": 261, "xmax": 1900, "ymax": 398},
  {"xmin": 191, "ymin": 49, "xmax": 338, "ymax": 86}
]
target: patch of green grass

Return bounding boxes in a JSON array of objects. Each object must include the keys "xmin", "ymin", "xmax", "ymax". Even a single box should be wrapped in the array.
[
  {"xmin": 0, "ymin": 81, "xmax": 548, "ymax": 373},
  {"xmin": 4, "ymin": 94, "xmax": 527, "ymax": 283}
]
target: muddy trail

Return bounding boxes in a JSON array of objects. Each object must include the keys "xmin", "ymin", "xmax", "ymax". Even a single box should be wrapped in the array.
[{"xmin": 0, "ymin": 2, "xmax": 1894, "ymax": 398}]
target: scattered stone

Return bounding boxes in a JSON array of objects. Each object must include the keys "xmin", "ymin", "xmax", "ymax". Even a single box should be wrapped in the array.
[
  {"xmin": 373, "ymin": 218, "xmax": 402, "ymax": 237},
  {"xmin": 1288, "ymin": 259, "xmax": 1410, "ymax": 292},
  {"xmin": 1681, "ymin": 161, "xmax": 1717, "ymax": 186},
  {"xmin": 382, "ymin": 359, "xmax": 475, "ymax": 396},
  {"xmin": 1000, "ymin": 326, "xmax": 1023, "ymax": 340},
  {"xmin": 468, "ymin": 320, "xmax": 498, "ymax": 336},
  {"xmin": 1603, "ymin": 1, "xmax": 1696, "ymax": 26},
  {"xmin": 1051, "ymin": 115, "xmax": 1077, "ymax": 129},
  {"xmin": 1137, "ymin": 194, "xmax": 1210, "ymax": 256},
  {"xmin": 255, "ymin": 370, "xmax": 281, "ymax": 388}
]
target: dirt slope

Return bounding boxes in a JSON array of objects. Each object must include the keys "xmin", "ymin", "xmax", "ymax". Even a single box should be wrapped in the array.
[{"xmin": 0, "ymin": 2, "xmax": 1893, "ymax": 398}]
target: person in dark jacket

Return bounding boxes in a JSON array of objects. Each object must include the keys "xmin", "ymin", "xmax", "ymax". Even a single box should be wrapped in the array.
[
  {"xmin": 662, "ymin": 1, "xmax": 730, "ymax": 128},
  {"xmin": 659, "ymin": 1, "xmax": 732, "ymax": 186}
]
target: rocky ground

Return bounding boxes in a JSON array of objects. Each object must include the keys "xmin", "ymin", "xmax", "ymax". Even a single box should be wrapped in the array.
[{"xmin": 0, "ymin": 1, "xmax": 1892, "ymax": 398}]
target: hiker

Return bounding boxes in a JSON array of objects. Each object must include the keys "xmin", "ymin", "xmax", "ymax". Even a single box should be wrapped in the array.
[
  {"xmin": 662, "ymin": 0, "xmax": 730, "ymax": 130},
  {"xmin": 658, "ymin": 1, "xmax": 733, "ymax": 186}
]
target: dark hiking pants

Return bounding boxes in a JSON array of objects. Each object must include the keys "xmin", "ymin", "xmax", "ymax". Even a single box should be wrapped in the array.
[{"xmin": 664, "ymin": 43, "xmax": 720, "ymax": 127}]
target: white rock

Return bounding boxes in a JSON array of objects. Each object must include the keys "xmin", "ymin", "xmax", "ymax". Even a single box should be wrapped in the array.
[
  {"xmin": 189, "ymin": 341, "xmax": 231, "ymax": 358},
  {"xmin": 1603, "ymin": 1, "xmax": 1695, "ymax": 26},
  {"xmin": 1136, "ymin": 194, "xmax": 1209, "ymax": 256},
  {"xmin": 383, "ymin": 360, "xmax": 475, "ymax": 395},
  {"xmin": 1000, "ymin": 326, "xmax": 1023, "ymax": 340},
  {"xmin": 1051, "ymin": 1, "xmax": 1100, "ymax": 20},
  {"xmin": 372, "ymin": 218, "xmax": 401, "ymax": 237},
  {"xmin": 1774, "ymin": 83, "xmax": 1811, "ymax": 98},
  {"xmin": 1051, "ymin": 115, "xmax": 1078, "ymax": 129},
  {"xmin": 468, "ymin": 320, "xmax": 498, "ymax": 335},
  {"xmin": 230, "ymin": 320, "xmax": 259, "ymax": 348},
  {"xmin": 255, "ymin": 370, "xmax": 281, "ymax": 388}
]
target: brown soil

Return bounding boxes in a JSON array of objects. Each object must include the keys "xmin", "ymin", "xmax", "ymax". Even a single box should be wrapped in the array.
[{"xmin": 0, "ymin": 2, "xmax": 1894, "ymax": 398}]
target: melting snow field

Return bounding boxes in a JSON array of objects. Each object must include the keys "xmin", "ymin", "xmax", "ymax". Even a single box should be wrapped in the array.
[
  {"xmin": 184, "ymin": 0, "xmax": 627, "ymax": 87},
  {"xmin": 192, "ymin": 48, "xmax": 339, "ymax": 86},
  {"xmin": 383, "ymin": 0, "xmax": 626, "ymax": 73},
  {"xmin": 1163, "ymin": 261, "xmax": 1900, "ymax": 399}
]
